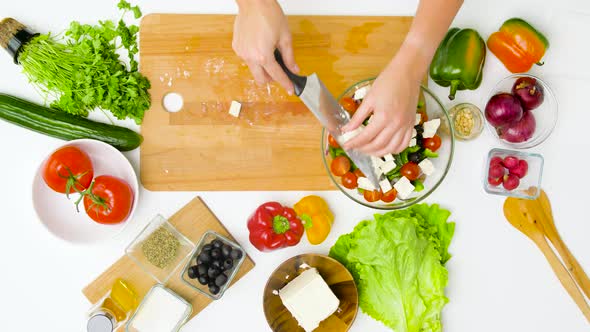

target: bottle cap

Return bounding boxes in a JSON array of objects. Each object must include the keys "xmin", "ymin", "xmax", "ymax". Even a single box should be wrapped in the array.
[{"xmin": 87, "ymin": 311, "xmax": 115, "ymax": 332}]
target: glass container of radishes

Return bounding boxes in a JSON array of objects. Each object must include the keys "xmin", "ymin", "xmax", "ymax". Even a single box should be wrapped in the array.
[
  {"xmin": 484, "ymin": 74, "xmax": 558, "ymax": 149},
  {"xmin": 483, "ymin": 148, "xmax": 544, "ymax": 199}
]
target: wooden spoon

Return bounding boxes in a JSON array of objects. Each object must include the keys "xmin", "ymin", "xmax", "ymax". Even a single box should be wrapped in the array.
[{"xmin": 504, "ymin": 195, "xmax": 590, "ymax": 322}]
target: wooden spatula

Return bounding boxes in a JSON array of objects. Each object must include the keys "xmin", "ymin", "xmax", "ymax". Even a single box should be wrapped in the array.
[{"xmin": 504, "ymin": 191, "xmax": 590, "ymax": 322}]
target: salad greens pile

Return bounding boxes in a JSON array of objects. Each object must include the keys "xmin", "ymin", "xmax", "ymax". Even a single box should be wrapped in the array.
[
  {"xmin": 330, "ymin": 203, "xmax": 455, "ymax": 332},
  {"xmin": 18, "ymin": 0, "xmax": 150, "ymax": 124}
]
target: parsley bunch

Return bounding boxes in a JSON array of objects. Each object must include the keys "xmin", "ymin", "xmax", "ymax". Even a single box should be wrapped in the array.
[{"xmin": 18, "ymin": 0, "xmax": 150, "ymax": 124}]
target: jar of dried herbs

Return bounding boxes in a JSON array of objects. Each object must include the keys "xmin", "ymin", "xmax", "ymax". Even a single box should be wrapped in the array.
[{"xmin": 142, "ymin": 226, "xmax": 180, "ymax": 269}]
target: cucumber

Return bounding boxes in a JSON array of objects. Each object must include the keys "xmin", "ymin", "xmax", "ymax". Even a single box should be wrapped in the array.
[{"xmin": 0, "ymin": 93, "xmax": 143, "ymax": 151}]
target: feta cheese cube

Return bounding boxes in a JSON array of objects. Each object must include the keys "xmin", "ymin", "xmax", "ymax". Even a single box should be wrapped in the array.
[
  {"xmin": 228, "ymin": 100, "xmax": 241, "ymax": 118},
  {"xmin": 379, "ymin": 179, "xmax": 393, "ymax": 193},
  {"xmin": 394, "ymin": 176, "xmax": 415, "ymax": 199},
  {"xmin": 380, "ymin": 160, "xmax": 396, "ymax": 174},
  {"xmin": 357, "ymin": 177, "xmax": 376, "ymax": 191},
  {"xmin": 422, "ymin": 118, "xmax": 441, "ymax": 138},
  {"xmin": 412, "ymin": 128, "xmax": 417, "ymax": 138},
  {"xmin": 419, "ymin": 158, "xmax": 435, "ymax": 176},
  {"xmin": 371, "ymin": 156, "xmax": 385, "ymax": 169},
  {"xmin": 279, "ymin": 268, "xmax": 340, "ymax": 332},
  {"xmin": 337, "ymin": 126, "xmax": 364, "ymax": 145},
  {"xmin": 408, "ymin": 138, "xmax": 417, "ymax": 147},
  {"xmin": 415, "ymin": 114, "xmax": 422, "ymax": 125},
  {"xmin": 353, "ymin": 86, "xmax": 370, "ymax": 101},
  {"xmin": 383, "ymin": 154, "xmax": 394, "ymax": 162}
]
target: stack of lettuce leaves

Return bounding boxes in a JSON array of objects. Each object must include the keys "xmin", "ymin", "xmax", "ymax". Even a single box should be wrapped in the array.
[{"xmin": 329, "ymin": 204, "xmax": 455, "ymax": 332}]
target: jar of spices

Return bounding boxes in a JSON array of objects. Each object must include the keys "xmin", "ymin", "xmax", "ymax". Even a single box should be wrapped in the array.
[
  {"xmin": 448, "ymin": 103, "xmax": 484, "ymax": 141},
  {"xmin": 87, "ymin": 279, "xmax": 139, "ymax": 332}
]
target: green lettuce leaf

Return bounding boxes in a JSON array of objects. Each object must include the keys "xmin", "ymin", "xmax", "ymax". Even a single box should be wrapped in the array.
[{"xmin": 329, "ymin": 204, "xmax": 455, "ymax": 332}]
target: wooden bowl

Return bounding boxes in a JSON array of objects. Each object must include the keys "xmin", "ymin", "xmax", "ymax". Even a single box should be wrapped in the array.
[{"xmin": 263, "ymin": 254, "xmax": 359, "ymax": 332}]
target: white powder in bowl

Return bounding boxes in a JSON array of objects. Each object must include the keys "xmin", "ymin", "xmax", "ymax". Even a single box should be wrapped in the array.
[{"xmin": 129, "ymin": 286, "xmax": 190, "ymax": 332}]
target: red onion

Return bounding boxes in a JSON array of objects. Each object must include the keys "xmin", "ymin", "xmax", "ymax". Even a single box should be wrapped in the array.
[
  {"xmin": 485, "ymin": 93, "xmax": 523, "ymax": 128},
  {"xmin": 498, "ymin": 111, "xmax": 536, "ymax": 143},
  {"xmin": 512, "ymin": 77, "xmax": 544, "ymax": 111}
]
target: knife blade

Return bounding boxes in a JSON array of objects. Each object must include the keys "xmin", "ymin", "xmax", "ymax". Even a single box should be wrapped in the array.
[{"xmin": 274, "ymin": 50, "xmax": 383, "ymax": 188}]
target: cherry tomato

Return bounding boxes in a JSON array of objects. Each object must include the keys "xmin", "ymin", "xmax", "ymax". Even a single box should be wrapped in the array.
[
  {"xmin": 418, "ymin": 110, "xmax": 428, "ymax": 124},
  {"xmin": 400, "ymin": 162, "xmax": 421, "ymax": 181},
  {"xmin": 381, "ymin": 188, "xmax": 398, "ymax": 203},
  {"xmin": 83, "ymin": 175, "xmax": 134, "ymax": 225},
  {"xmin": 330, "ymin": 156, "xmax": 351, "ymax": 176},
  {"xmin": 339, "ymin": 97, "xmax": 358, "ymax": 115},
  {"xmin": 353, "ymin": 168, "xmax": 365, "ymax": 178},
  {"xmin": 363, "ymin": 190, "xmax": 382, "ymax": 203},
  {"xmin": 341, "ymin": 172, "xmax": 358, "ymax": 189},
  {"xmin": 42, "ymin": 146, "xmax": 94, "ymax": 194},
  {"xmin": 422, "ymin": 135, "xmax": 442, "ymax": 152},
  {"xmin": 328, "ymin": 134, "xmax": 340, "ymax": 148}
]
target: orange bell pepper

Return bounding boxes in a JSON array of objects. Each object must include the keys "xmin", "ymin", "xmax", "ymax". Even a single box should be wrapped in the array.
[
  {"xmin": 487, "ymin": 18, "xmax": 549, "ymax": 73},
  {"xmin": 293, "ymin": 195, "xmax": 334, "ymax": 245}
]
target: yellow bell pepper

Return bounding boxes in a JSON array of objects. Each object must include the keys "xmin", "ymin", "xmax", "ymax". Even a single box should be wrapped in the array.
[{"xmin": 293, "ymin": 195, "xmax": 334, "ymax": 245}]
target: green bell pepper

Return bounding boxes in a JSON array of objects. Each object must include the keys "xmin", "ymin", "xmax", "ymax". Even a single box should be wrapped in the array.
[{"xmin": 430, "ymin": 28, "xmax": 486, "ymax": 100}]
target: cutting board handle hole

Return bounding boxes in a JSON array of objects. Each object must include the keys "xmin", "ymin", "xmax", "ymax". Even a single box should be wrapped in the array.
[{"xmin": 162, "ymin": 92, "xmax": 184, "ymax": 113}]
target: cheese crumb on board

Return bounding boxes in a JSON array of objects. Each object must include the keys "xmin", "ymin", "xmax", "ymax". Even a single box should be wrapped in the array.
[
  {"xmin": 419, "ymin": 158, "xmax": 435, "ymax": 175},
  {"xmin": 394, "ymin": 176, "xmax": 415, "ymax": 199},
  {"xmin": 228, "ymin": 100, "xmax": 241, "ymax": 118},
  {"xmin": 279, "ymin": 268, "xmax": 340, "ymax": 332},
  {"xmin": 358, "ymin": 177, "xmax": 377, "ymax": 191},
  {"xmin": 423, "ymin": 118, "xmax": 441, "ymax": 138},
  {"xmin": 353, "ymin": 86, "xmax": 370, "ymax": 101}
]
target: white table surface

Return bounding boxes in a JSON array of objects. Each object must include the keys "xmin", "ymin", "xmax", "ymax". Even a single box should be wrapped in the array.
[{"xmin": 1, "ymin": 0, "xmax": 589, "ymax": 331}]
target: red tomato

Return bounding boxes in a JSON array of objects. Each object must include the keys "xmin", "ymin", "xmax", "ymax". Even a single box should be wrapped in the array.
[
  {"xmin": 83, "ymin": 175, "xmax": 134, "ymax": 224},
  {"xmin": 328, "ymin": 134, "xmax": 340, "ymax": 148},
  {"xmin": 42, "ymin": 146, "xmax": 94, "ymax": 194},
  {"xmin": 400, "ymin": 162, "xmax": 420, "ymax": 181},
  {"xmin": 381, "ymin": 188, "xmax": 398, "ymax": 203},
  {"xmin": 353, "ymin": 168, "xmax": 365, "ymax": 178},
  {"xmin": 423, "ymin": 135, "xmax": 442, "ymax": 152},
  {"xmin": 341, "ymin": 172, "xmax": 358, "ymax": 189},
  {"xmin": 340, "ymin": 97, "xmax": 358, "ymax": 115},
  {"xmin": 363, "ymin": 190, "xmax": 382, "ymax": 202},
  {"xmin": 331, "ymin": 156, "xmax": 351, "ymax": 176}
]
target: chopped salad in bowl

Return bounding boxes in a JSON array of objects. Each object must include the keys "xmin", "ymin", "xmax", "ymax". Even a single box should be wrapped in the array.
[{"xmin": 322, "ymin": 78, "xmax": 454, "ymax": 209}]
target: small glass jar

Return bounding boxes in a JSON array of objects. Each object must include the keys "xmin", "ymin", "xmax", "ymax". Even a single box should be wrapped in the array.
[
  {"xmin": 87, "ymin": 279, "xmax": 139, "ymax": 332},
  {"xmin": 448, "ymin": 103, "xmax": 484, "ymax": 141}
]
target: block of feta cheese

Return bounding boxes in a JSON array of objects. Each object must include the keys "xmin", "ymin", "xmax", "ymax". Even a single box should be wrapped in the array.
[
  {"xmin": 394, "ymin": 176, "xmax": 415, "ymax": 199},
  {"xmin": 279, "ymin": 268, "xmax": 340, "ymax": 332},
  {"xmin": 408, "ymin": 138, "xmax": 417, "ymax": 147},
  {"xmin": 357, "ymin": 177, "xmax": 376, "ymax": 191},
  {"xmin": 412, "ymin": 128, "xmax": 417, "ymax": 138},
  {"xmin": 379, "ymin": 178, "xmax": 393, "ymax": 193},
  {"xmin": 353, "ymin": 85, "xmax": 370, "ymax": 101},
  {"xmin": 419, "ymin": 158, "xmax": 435, "ymax": 176},
  {"xmin": 383, "ymin": 154, "xmax": 394, "ymax": 162},
  {"xmin": 228, "ymin": 100, "xmax": 242, "ymax": 118},
  {"xmin": 336, "ymin": 126, "xmax": 364, "ymax": 145},
  {"xmin": 415, "ymin": 113, "xmax": 422, "ymax": 125},
  {"xmin": 380, "ymin": 160, "xmax": 396, "ymax": 174},
  {"xmin": 371, "ymin": 156, "xmax": 385, "ymax": 168},
  {"xmin": 422, "ymin": 118, "xmax": 441, "ymax": 138}
]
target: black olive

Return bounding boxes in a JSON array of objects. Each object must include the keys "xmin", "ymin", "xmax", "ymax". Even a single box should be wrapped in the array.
[
  {"xmin": 202, "ymin": 244, "xmax": 213, "ymax": 252},
  {"xmin": 212, "ymin": 260, "xmax": 223, "ymax": 270},
  {"xmin": 223, "ymin": 258, "xmax": 234, "ymax": 271},
  {"xmin": 198, "ymin": 251, "xmax": 211, "ymax": 264},
  {"xmin": 221, "ymin": 244, "xmax": 233, "ymax": 258},
  {"xmin": 187, "ymin": 266, "xmax": 199, "ymax": 279},
  {"xmin": 198, "ymin": 275, "xmax": 209, "ymax": 285},
  {"xmin": 207, "ymin": 266, "xmax": 221, "ymax": 278},
  {"xmin": 215, "ymin": 273, "xmax": 228, "ymax": 287},
  {"xmin": 408, "ymin": 152, "xmax": 421, "ymax": 164},
  {"xmin": 415, "ymin": 124, "xmax": 424, "ymax": 135},
  {"xmin": 210, "ymin": 248, "xmax": 222, "ymax": 259},
  {"xmin": 197, "ymin": 257, "xmax": 204, "ymax": 265},
  {"xmin": 230, "ymin": 249, "xmax": 243, "ymax": 260},
  {"xmin": 197, "ymin": 264, "xmax": 208, "ymax": 276},
  {"xmin": 209, "ymin": 284, "xmax": 220, "ymax": 295},
  {"xmin": 416, "ymin": 136, "xmax": 424, "ymax": 147},
  {"xmin": 211, "ymin": 239, "xmax": 223, "ymax": 249}
]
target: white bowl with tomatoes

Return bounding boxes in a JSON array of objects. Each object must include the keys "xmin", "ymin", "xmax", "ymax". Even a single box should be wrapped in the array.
[
  {"xmin": 322, "ymin": 79, "xmax": 455, "ymax": 210},
  {"xmin": 32, "ymin": 139, "xmax": 138, "ymax": 244}
]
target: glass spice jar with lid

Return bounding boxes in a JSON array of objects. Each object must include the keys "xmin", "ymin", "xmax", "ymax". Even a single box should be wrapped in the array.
[
  {"xmin": 448, "ymin": 103, "xmax": 484, "ymax": 141},
  {"xmin": 87, "ymin": 279, "xmax": 139, "ymax": 332}
]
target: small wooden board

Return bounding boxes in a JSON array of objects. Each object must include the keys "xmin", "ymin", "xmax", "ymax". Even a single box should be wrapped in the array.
[
  {"xmin": 82, "ymin": 197, "xmax": 255, "ymax": 331},
  {"xmin": 139, "ymin": 14, "xmax": 413, "ymax": 191}
]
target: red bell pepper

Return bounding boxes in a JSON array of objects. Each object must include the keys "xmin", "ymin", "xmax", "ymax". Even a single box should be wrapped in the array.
[{"xmin": 247, "ymin": 202, "xmax": 304, "ymax": 252}]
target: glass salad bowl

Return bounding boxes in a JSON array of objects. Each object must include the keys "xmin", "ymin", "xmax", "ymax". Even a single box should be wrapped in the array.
[{"xmin": 321, "ymin": 78, "xmax": 454, "ymax": 210}]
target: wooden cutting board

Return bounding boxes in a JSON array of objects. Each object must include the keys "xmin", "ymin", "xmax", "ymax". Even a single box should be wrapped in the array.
[
  {"xmin": 82, "ymin": 196, "xmax": 255, "ymax": 331},
  {"xmin": 139, "ymin": 14, "xmax": 412, "ymax": 191}
]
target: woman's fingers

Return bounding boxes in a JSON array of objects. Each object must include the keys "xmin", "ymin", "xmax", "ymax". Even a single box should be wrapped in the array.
[
  {"xmin": 358, "ymin": 127, "xmax": 395, "ymax": 155},
  {"xmin": 344, "ymin": 119, "xmax": 385, "ymax": 150},
  {"xmin": 247, "ymin": 62, "xmax": 271, "ymax": 85},
  {"xmin": 277, "ymin": 34, "xmax": 299, "ymax": 74},
  {"xmin": 264, "ymin": 57, "xmax": 295, "ymax": 95},
  {"xmin": 342, "ymin": 99, "xmax": 372, "ymax": 132}
]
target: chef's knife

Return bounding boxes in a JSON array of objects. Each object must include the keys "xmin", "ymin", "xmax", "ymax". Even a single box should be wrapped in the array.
[{"xmin": 274, "ymin": 50, "xmax": 383, "ymax": 188}]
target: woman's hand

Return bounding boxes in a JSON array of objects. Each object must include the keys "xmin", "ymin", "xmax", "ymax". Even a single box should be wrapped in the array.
[
  {"xmin": 233, "ymin": 0, "xmax": 299, "ymax": 94},
  {"xmin": 342, "ymin": 45, "xmax": 426, "ymax": 156}
]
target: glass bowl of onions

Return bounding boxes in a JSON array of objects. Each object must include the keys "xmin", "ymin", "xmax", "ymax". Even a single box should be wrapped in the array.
[{"xmin": 484, "ymin": 74, "xmax": 558, "ymax": 149}]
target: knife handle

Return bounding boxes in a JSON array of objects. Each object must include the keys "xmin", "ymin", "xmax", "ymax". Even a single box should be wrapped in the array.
[{"xmin": 274, "ymin": 49, "xmax": 306, "ymax": 96}]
